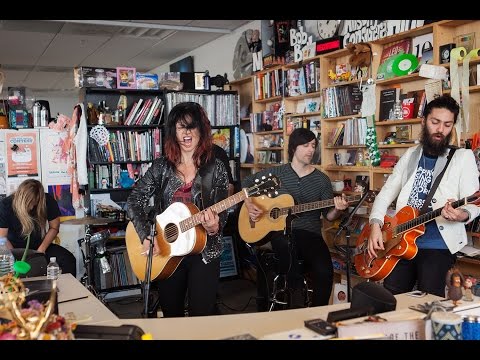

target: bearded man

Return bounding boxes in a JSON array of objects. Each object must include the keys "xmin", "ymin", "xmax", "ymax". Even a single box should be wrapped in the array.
[{"xmin": 367, "ymin": 95, "xmax": 480, "ymax": 297}]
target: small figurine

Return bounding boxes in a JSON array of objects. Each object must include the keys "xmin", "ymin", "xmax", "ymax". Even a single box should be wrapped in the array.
[
  {"xmin": 464, "ymin": 277, "xmax": 475, "ymax": 301},
  {"xmin": 445, "ymin": 267, "xmax": 465, "ymax": 306}
]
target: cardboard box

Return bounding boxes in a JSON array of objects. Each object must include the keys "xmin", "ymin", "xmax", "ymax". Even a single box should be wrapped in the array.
[{"xmin": 74, "ymin": 67, "xmax": 117, "ymax": 89}]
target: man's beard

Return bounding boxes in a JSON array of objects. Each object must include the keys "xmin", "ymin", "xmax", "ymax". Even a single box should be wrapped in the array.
[{"xmin": 420, "ymin": 126, "xmax": 452, "ymax": 156}]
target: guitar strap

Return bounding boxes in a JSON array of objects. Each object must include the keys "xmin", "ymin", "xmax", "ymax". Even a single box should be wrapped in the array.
[
  {"xmin": 199, "ymin": 157, "xmax": 216, "ymax": 209},
  {"xmin": 419, "ymin": 147, "xmax": 457, "ymax": 215}
]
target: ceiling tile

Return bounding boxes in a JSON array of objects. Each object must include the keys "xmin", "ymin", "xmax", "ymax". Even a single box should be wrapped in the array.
[
  {"xmin": 0, "ymin": 30, "xmax": 56, "ymax": 66},
  {"xmin": 36, "ymin": 33, "xmax": 111, "ymax": 67},
  {"xmin": 80, "ymin": 36, "xmax": 160, "ymax": 71},
  {"xmin": 189, "ymin": 20, "xmax": 251, "ymax": 30},
  {"xmin": 1, "ymin": 69, "xmax": 29, "ymax": 89},
  {"xmin": 23, "ymin": 70, "xmax": 67, "ymax": 90}
]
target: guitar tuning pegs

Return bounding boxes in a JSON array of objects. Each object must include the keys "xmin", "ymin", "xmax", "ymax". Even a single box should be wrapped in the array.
[
  {"xmin": 254, "ymin": 178, "xmax": 259, "ymax": 183},
  {"xmin": 261, "ymin": 175, "xmax": 266, "ymax": 180}
]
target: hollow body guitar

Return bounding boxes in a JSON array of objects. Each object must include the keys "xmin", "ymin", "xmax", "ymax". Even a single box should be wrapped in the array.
[
  {"xmin": 238, "ymin": 193, "xmax": 363, "ymax": 244},
  {"xmin": 126, "ymin": 175, "xmax": 279, "ymax": 281},
  {"xmin": 354, "ymin": 191, "xmax": 480, "ymax": 281}
]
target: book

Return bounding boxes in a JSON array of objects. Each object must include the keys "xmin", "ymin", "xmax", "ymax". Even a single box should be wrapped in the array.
[
  {"xmin": 376, "ymin": 38, "xmax": 412, "ymax": 80},
  {"xmin": 379, "ymin": 88, "xmax": 400, "ymax": 121}
]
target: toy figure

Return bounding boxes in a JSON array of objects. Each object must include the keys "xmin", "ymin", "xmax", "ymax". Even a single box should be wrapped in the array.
[
  {"xmin": 119, "ymin": 70, "xmax": 129, "ymax": 87},
  {"xmin": 445, "ymin": 268, "xmax": 465, "ymax": 306},
  {"xmin": 464, "ymin": 277, "xmax": 474, "ymax": 301}
]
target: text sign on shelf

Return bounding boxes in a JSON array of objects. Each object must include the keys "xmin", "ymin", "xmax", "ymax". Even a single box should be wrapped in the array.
[{"xmin": 337, "ymin": 319, "xmax": 425, "ymax": 340}]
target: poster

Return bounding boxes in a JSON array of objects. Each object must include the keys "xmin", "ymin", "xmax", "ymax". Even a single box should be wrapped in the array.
[
  {"xmin": 6, "ymin": 131, "xmax": 39, "ymax": 177},
  {"xmin": 48, "ymin": 184, "xmax": 75, "ymax": 217},
  {"xmin": 40, "ymin": 129, "xmax": 71, "ymax": 185}
]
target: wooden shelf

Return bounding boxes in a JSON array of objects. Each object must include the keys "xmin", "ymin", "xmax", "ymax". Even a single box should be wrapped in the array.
[
  {"xmin": 439, "ymin": 57, "xmax": 480, "ymax": 68},
  {"xmin": 285, "ymin": 91, "xmax": 321, "ymax": 101},
  {"xmin": 444, "ymin": 85, "xmax": 480, "ymax": 94},
  {"xmin": 228, "ymin": 76, "xmax": 252, "ymax": 86},
  {"xmin": 287, "ymin": 111, "xmax": 323, "ymax": 118},
  {"xmin": 376, "ymin": 118, "xmax": 422, "ymax": 126},
  {"xmin": 378, "ymin": 144, "xmax": 416, "ymax": 149},
  {"xmin": 323, "ymin": 114, "xmax": 362, "ymax": 122},
  {"xmin": 254, "ymin": 95, "xmax": 282, "ymax": 104},
  {"xmin": 376, "ymin": 73, "xmax": 420, "ymax": 86}
]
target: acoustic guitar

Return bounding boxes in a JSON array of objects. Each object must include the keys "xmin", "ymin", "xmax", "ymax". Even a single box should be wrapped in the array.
[
  {"xmin": 238, "ymin": 192, "xmax": 364, "ymax": 244},
  {"xmin": 354, "ymin": 191, "xmax": 480, "ymax": 281},
  {"xmin": 126, "ymin": 174, "xmax": 279, "ymax": 281}
]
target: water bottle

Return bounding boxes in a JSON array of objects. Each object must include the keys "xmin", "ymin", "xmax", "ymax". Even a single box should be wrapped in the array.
[
  {"xmin": 33, "ymin": 102, "xmax": 41, "ymax": 127},
  {"xmin": 46, "ymin": 257, "xmax": 60, "ymax": 280},
  {"xmin": 0, "ymin": 237, "xmax": 15, "ymax": 276}
]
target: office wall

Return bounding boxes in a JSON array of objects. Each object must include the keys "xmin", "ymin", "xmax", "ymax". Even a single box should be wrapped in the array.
[{"xmin": 151, "ymin": 20, "xmax": 261, "ymax": 81}]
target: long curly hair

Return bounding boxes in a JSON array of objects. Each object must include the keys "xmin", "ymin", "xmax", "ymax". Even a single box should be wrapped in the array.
[
  {"xmin": 163, "ymin": 102, "xmax": 213, "ymax": 168},
  {"xmin": 12, "ymin": 179, "xmax": 47, "ymax": 239}
]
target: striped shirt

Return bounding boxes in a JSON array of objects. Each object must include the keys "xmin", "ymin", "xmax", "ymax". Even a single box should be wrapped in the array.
[{"xmin": 242, "ymin": 164, "xmax": 334, "ymax": 235}]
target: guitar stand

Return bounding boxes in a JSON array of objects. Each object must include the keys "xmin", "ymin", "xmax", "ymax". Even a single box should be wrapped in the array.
[
  {"xmin": 335, "ymin": 190, "xmax": 371, "ymax": 302},
  {"xmin": 79, "ymin": 224, "xmax": 104, "ymax": 303},
  {"xmin": 268, "ymin": 210, "xmax": 304, "ymax": 311},
  {"xmin": 142, "ymin": 220, "xmax": 157, "ymax": 318}
]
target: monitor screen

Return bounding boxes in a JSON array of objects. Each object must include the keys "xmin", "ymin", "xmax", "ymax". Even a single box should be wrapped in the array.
[{"xmin": 169, "ymin": 56, "xmax": 194, "ymax": 73}]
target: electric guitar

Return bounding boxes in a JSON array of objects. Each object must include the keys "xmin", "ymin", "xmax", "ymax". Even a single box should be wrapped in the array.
[
  {"xmin": 126, "ymin": 175, "xmax": 280, "ymax": 281},
  {"xmin": 238, "ymin": 192, "xmax": 365, "ymax": 244},
  {"xmin": 354, "ymin": 191, "xmax": 480, "ymax": 281}
]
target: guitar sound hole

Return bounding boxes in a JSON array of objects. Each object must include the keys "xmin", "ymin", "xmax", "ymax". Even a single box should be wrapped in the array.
[
  {"xmin": 164, "ymin": 223, "xmax": 179, "ymax": 243},
  {"xmin": 270, "ymin": 208, "xmax": 281, "ymax": 219}
]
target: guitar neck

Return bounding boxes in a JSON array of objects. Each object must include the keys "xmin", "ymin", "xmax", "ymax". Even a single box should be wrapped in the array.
[
  {"xmin": 396, "ymin": 197, "xmax": 467, "ymax": 234},
  {"xmin": 180, "ymin": 190, "xmax": 248, "ymax": 232},
  {"xmin": 283, "ymin": 194, "xmax": 362, "ymax": 215}
]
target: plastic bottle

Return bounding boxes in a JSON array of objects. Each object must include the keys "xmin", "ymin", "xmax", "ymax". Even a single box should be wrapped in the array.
[
  {"xmin": 203, "ymin": 70, "xmax": 211, "ymax": 91},
  {"xmin": 46, "ymin": 256, "xmax": 60, "ymax": 280},
  {"xmin": 0, "ymin": 237, "xmax": 15, "ymax": 276}
]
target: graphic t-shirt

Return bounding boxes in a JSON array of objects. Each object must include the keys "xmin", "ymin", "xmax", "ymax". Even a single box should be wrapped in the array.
[
  {"xmin": 172, "ymin": 180, "xmax": 193, "ymax": 204},
  {"xmin": 407, "ymin": 154, "xmax": 447, "ymax": 249}
]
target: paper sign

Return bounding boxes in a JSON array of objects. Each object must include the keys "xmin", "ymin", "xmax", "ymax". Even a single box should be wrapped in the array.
[{"xmin": 337, "ymin": 319, "xmax": 425, "ymax": 340}]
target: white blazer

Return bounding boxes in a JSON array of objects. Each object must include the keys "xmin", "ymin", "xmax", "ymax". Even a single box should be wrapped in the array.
[{"xmin": 370, "ymin": 145, "xmax": 480, "ymax": 254}]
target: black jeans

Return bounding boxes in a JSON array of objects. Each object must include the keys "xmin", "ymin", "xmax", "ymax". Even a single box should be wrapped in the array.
[
  {"xmin": 257, "ymin": 229, "xmax": 333, "ymax": 310},
  {"xmin": 383, "ymin": 248, "xmax": 456, "ymax": 297},
  {"xmin": 154, "ymin": 254, "xmax": 220, "ymax": 317}
]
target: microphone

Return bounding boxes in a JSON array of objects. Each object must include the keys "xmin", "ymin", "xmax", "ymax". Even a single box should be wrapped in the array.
[{"xmin": 334, "ymin": 190, "xmax": 371, "ymax": 238}]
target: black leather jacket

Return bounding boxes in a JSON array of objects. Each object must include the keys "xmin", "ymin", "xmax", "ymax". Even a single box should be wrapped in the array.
[{"xmin": 127, "ymin": 156, "xmax": 229, "ymax": 263}]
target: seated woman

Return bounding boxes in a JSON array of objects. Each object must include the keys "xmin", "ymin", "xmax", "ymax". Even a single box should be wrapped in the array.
[{"xmin": 0, "ymin": 179, "xmax": 76, "ymax": 276}]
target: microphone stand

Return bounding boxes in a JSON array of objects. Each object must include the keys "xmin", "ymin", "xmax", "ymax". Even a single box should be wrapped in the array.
[
  {"xmin": 335, "ymin": 190, "xmax": 370, "ymax": 302},
  {"xmin": 143, "ymin": 209, "xmax": 156, "ymax": 318}
]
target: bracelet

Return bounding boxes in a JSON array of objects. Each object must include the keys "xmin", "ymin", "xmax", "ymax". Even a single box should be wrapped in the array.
[{"xmin": 49, "ymin": 227, "xmax": 59, "ymax": 231}]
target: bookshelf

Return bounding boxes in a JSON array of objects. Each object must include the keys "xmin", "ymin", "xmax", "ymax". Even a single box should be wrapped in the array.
[
  {"xmin": 81, "ymin": 87, "xmax": 165, "ymax": 294},
  {"xmin": 163, "ymin": 89, "xmax": 241, "ymax": 189}
]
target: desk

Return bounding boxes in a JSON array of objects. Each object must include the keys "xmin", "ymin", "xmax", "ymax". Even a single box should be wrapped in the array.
[
  {"xmin": 99, "ymin": 293, "xmax": 443, "ymax": 340},
  {"xmin": 25, "ymin": 274, "xmax": 118, "ymax": 325}
]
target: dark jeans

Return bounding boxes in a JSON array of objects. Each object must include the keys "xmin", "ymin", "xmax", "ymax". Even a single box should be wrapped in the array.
[
  {"xmin": 257, "ymin": 229, "xmax": 333, "ymax": 310},
  {"xmin": 154, "ymin": 254, "xmax": 220, "ymax": 317},
  {"xmin": 43, "ymin": 243, "xmax": 77, "ymax": 277},
  {"xmin": 383, "ymin": 248, "xmax": 456, "ymax": 297}
]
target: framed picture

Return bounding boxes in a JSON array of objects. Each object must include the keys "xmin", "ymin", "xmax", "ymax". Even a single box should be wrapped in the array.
[
  {"xmin": 257, "ymin": 150, "xmax": 267, "ymax": 164},
  {"xmin": 220, "ymin": 236, "xmax": 238, "ymax": 278},
  {"xmin": 194, "ymin": 72, "xmax": 205, "ymax": 90},
  {"xmin": 116, "ymin": 67, "xmax": 136, "ymax": 89}
]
